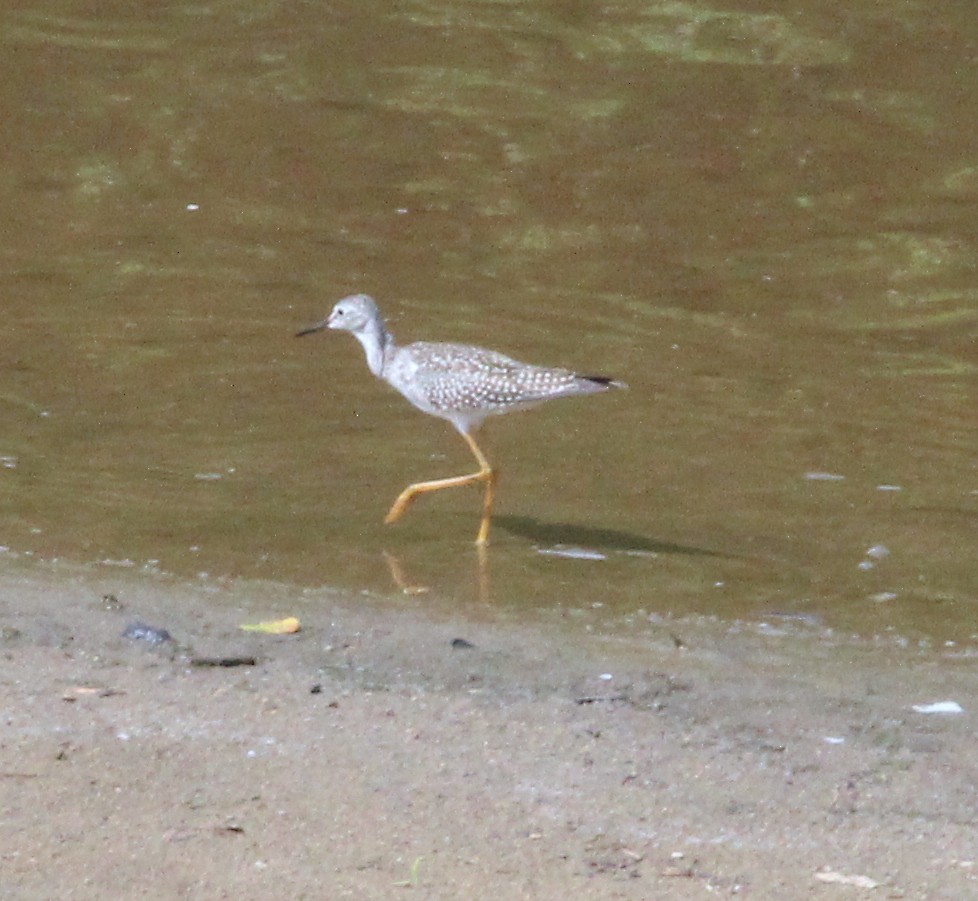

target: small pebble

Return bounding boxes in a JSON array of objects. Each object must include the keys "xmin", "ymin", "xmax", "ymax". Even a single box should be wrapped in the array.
[{"xmin": 122, "ymin": 621, "xmax": 173, "ymax": 645}]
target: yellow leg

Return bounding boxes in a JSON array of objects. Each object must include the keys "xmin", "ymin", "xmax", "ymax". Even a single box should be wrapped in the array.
[{"xmin": 384, "ymin": 429, "xmax": 497, "ymax": 545}]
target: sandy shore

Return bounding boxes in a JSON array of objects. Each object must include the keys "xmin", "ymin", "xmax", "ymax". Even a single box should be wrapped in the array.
[{"xmin": 1, "ymin": 562, "xmax": 976, "ymax": 899}]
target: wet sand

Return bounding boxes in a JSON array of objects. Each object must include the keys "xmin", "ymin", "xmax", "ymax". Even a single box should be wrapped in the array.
[{"xmin": 1, "ymin": 563, "xmax": 976, "ymax": 899}]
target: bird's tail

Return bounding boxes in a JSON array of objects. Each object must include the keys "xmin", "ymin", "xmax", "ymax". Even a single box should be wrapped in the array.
[{"xmin": 581, "ymin": 375, "xmax": 628, "ymax": 390}]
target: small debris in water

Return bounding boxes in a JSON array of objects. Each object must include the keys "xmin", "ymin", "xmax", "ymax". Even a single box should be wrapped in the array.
[
  {"xmin": 122, "ymin": 621, "xmax": 173, "ymax": 644},
  {"xmin": 823, "ymin": 736, "xmax": 846, "ymax": 745},
  {"xmin": 451, "ymin": 637, "xmax": 475, "ymax": 649},
  {"xmin": 912, "ymin": 700, "xmax": 963, "ymax": 715},
  {"xmin": 869, "ymin": 591, "xmax": 898, "ymax": 603},
  {"xmin": 876, "ymin": 484, "xmax": 902, "ymax": 491},
  {"xmin": 804, "ymin": 471, "xmax": 845, "ymax": 481},
  {"xmin": 537, "ymin": 545, "xmax": 607, "ymax": 560},
  {"xmin": 194, "ymin": 472, "xmax": 223, "ymax": 481},
  {"xmin": 858, "ymin": 544, "xmax": 891, "ymax": 571}
]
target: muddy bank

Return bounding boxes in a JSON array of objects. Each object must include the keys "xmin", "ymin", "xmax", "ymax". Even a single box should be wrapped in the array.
[{"xmin": 1, "ymin": 563, "xmax": 976, "ymax": 899}]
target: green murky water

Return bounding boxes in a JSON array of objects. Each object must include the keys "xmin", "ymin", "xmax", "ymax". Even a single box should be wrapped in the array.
[{"xmin": 1, "ymin": 0, "xmax": 975, "ymax": 642}]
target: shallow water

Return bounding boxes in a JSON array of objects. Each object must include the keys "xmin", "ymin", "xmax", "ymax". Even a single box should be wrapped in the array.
[{"xmin": 1, "ymin": 0, "xmax": 975, "ymax": 642}]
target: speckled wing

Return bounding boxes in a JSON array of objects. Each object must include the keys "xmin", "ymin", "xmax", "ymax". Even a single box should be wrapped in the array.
[{"xmin": 388, "ymin": 341, "xmax": 612, "ymax": 429}]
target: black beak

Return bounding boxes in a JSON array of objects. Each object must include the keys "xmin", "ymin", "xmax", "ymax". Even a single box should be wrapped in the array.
[{"xmin": 295, "ymin": 320, "xmax": 327, "ymax": 338}]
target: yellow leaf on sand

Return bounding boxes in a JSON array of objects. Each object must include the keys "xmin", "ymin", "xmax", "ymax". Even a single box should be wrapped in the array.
[{"xmin": 239, "ymin": 616, "xmax": 301, "ymax": 635}]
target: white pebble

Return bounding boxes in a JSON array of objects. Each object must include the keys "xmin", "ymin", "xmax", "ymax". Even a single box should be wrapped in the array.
[{"xmin": 912, "ymin": 701, "xmax": 963, "ymax": 715}]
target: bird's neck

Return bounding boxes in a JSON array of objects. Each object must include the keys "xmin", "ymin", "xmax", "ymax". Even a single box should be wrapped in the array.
[{"xmin": 354, "ymin": 320, "xmax": 395, "ymax": 378}]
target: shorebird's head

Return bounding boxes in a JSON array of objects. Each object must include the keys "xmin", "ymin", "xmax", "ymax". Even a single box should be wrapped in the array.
[{"xmin": 296, "ymin": 294, "xmax": 380, "ymax": 338}]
